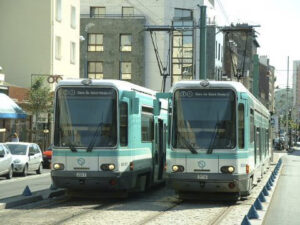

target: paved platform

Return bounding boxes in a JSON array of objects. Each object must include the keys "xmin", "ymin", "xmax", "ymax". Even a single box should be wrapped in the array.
[
  {"xmin": 263, "ymin": 149, "xmax": 300, "ymax": 225},
  {"xmin": 0, "ymin": 188, "xmax": 65, "ymax": 209}
]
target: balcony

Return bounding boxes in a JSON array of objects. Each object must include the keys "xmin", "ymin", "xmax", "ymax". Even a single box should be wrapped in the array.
[{"xmin": 80, "ymin": 14, "xmax": 145, "ymax": 19}]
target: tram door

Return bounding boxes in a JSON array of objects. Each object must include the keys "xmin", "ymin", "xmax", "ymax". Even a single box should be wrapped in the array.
[
  {"xmin": 157, "ymin": 119, "xmax": 165, "ymax": 180},
  {"xmin": 254, "ymin": 128, "xmax": 260, "ymax": 165}
]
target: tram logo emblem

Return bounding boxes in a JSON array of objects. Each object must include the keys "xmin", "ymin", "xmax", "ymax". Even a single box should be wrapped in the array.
[
  {"xmin": 198, "ymin": 160, "xmax": 206, "ymax": 169},
  {"xmin": 77, "ymin": 158, "xmax": 86, "ymax": 166}
]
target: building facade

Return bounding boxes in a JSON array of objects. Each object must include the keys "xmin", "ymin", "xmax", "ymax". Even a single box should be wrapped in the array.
[
  {"xmin": 222, "ymin": 24, "xmax": 260, "ymax": 92},
  {"xmin": 80, "ymin": 0, "xmax": 218, "ymax": 91},
  {"xmin": 0, "ymin": 0, "xmax": 80, "ymax": 89},
  {"xmin": 259, "ymin": 56, "xmax": 275, "ymax": 113},
  {"xmin": 293, "ymin": 60, "xmax": 300, "ymax": 124}
]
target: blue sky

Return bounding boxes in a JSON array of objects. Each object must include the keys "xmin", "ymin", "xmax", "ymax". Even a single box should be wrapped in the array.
[{"xmin": 219, "ymin": 0, "xmax": 300, "ymax": 88}]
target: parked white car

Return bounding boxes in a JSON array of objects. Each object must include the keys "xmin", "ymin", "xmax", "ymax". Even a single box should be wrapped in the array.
[
  {"xmin": 0, "ymin": 143, "xmax": 13, "ymax": 179},
  {"xmin": 293, "ymin": 142, "xmax": 300, "ymax": 151},
  {"xmin": 5, "ymin": 142, "xmax": 43, "ymax": 176}
]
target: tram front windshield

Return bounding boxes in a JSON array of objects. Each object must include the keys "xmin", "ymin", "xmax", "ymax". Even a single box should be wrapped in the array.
[
  {"xmin": 172, "ymin": 89, "xmax": 236, "ymax": 150},
  {"xmin": 54, "ymin": 87, "xmax": 117, "ymax": 148}
]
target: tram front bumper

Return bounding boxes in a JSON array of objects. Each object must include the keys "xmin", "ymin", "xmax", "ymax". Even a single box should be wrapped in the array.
[
  {"xmin": 51, "ymin": 170, "xmax": 137, "ymax": 191},
  {"xmin": 167, "ymin": 172, "xmax": 250, "ymax": 194}
]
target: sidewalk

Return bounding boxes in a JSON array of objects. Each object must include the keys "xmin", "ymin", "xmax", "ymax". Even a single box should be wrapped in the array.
[{"xmin": 263, "ymin": 149, "xmax": 300, "ymax": 225}]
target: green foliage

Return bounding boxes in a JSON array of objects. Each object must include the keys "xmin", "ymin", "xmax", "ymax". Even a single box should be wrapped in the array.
[{"xmin": 25, "ymin": 77, "xmax": 53, "ymax": 114}]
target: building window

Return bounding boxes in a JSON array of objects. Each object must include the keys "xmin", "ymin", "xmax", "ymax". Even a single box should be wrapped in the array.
[
  {"xmin": 88, "ymin": 62, "xmax": 103, "ymax": 79},
  {"xmin": 120, "ymin": 62, "xmax": 131, "ymax": 80},
  {"xmin": 238, "ymin": 103, "xmax": 245, "ymax": 149},
  {"xmin": 88, "ymin": 34, "xmax": 103, "ymax": 51},
  {"xmin": 56, "ymin": 0, "xmax": 62, "ymax": 22},
  {"xmin": 218, "ymin": 43, "xmax": 221, "ymax": 60},
  {"xmin": 172, "ymin": 25, "xmax": 193, "ymax": 83},
  {"xmin": 172, "ymin": 8, "xmax": 193, "ymax": 84},
  {"xmin": 55, "ymin": 36, "xmax": 61, "ymax": 60},
  {"xmin": 70, "ymin": 42, "xmax": 75, "ymax": 64},
  {"xmin": 174, "ymin": 8, "xmax": 193, "ymax": 19},
  {"xmin": 90, "ymin": 7, "xmax": 105, "ymax": 17},
  {"xmin": 141, "ymin": 107, "xmax": 154, "ymax": 142},
  {"xmin": 120, "ymin": 102, "xmax": 128, "ymax": 146},
  {"xmin": 120, "ymin": 34, "xmax": 132, "ymax": 52},
  {"xmin": 215, "ymin": 41, "xmax": 217, "ymax": 59},
  {"xmin": 122, "ymin": 7, "xmax": 134, "ymax": 16},
  {"xmin": 71, "ymin": 6, "xmax": 76, "ymax": 29}
]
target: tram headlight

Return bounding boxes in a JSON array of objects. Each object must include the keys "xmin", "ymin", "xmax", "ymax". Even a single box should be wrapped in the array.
[
  {"xmin": 53, "ymin": 163, "xmax": 64, "ymax": 170},
  {"xmin": 108, "ymin": 164, "xmax": 115, "ymax": 171},
  {"xmin": 228, "ymin": 166, "xmax": 235, "ymax": 173},
  {"xmin": 172, "ymin": 165, "xmax": 184, "ymax": 172},
  {"xmin": 101, "ymin": 164, "xmax": 115, "ymax": 171},
  {"xmin": 221, "ymin": 166, "xmax": 235, "ymax": 174},
  {"xmin": 172, "ymin": 165, "xmax": 179, "ymax": 172}
]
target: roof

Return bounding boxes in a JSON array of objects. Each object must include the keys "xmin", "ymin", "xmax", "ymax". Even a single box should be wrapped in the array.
[
  {"xmin": 0, "ymin": 93, "xmax": 27, "ymax": 119},
  {"xmin": 56, "ymin": 79, "xmax": 157, "ymax": 97},
  {"xmin": 170, "ymin": 80, "xmax": 249, "ymax": 93}
]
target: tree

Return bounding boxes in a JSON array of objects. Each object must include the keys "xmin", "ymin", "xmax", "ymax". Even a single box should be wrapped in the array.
[{"xmin": 24, "ymin": 77, "xmax": 53, "ymax": 142}]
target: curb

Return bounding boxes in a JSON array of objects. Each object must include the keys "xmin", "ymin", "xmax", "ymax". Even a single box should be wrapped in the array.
[
  {"xmin": 241, "ymin": 158, "xmax": 283, "ymax": 225},
  {"xmin": 0, "ymin": 188, "xmax": 66, "ymax": 209}
]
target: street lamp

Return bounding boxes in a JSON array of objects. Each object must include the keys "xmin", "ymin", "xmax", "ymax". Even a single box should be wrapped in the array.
[
  {"xmin": 80, "ymin": 35, "xmax": 88, "ymax": 78},
  {"xmin": 43, "ymin": 129, "xmax": 49, "ymax": 151}
]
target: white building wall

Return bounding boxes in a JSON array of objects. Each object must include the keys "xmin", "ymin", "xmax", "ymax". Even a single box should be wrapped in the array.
[
  {"xmin": 0, "ymin": 0, "xmax": 51, "ymax": 88},
  {"xmin": 0, "ymin": 0, "xmax": 80, "ymax": 89},
  {"xmin": 52, "ymin": 0, "xmax": 80, "ymax": 80},
  {"xmin": 80, "ymin": 0, "xmax": 218, "ymax": 91}
]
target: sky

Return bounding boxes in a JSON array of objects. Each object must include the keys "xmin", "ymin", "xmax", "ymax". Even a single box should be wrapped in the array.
[{"xmin": 218, "ymin": 0, "xmax": 300, "ymax": 88}]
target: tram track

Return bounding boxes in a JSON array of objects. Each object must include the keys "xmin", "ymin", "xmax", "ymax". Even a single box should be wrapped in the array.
[
  {"xmin": 53, "ymin": 201, "xmax": 118, "ymax": 225},
  {"xmin": 207, "ymin": 205, "xmax": 233, "ymax": 225},
  {"xmin": 136, "ymin": 199, "xmax": 183, "ymax": 225}
]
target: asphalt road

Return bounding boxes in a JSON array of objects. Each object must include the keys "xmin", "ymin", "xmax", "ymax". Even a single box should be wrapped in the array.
[
  {"xmin": 263, "ymin": 149, "xmax": 300, "ymax": 225},
  {"xmin": 0, "ymin": 169, "xmax": 51, "ymax": 199}
]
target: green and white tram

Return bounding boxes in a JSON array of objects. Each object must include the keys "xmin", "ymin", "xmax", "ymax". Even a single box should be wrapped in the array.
[
  {"xmin": 160, "ymin": 80, "xmax": 271, "ymax": 197},
  {"xmin": 51, "ymin": 79, "xmax": 168, "ymax": 192}
]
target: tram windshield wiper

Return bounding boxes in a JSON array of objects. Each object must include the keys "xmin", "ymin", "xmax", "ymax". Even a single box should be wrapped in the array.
[
  {"xmin": 207, "ymin": 115, "xmax": 220, "ymax": 154},
  {"xmin": 178, "ymin": 131, "xmax": 198, "ymax": 154},
  {"xmin": 87, "ymin": 121, "xmax": 103, "ymax": 152},
  {"xmin": 68, "ymin": 143, "xmax": 77, "ymax": 152}
]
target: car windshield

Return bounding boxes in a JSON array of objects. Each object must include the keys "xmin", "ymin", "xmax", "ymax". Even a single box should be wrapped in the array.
[
  {"xmin": 6, "ymin": 144, "xmax": 27, "ymax": 155},
  {"xmin": 172, "ymin": 89, "xmax": 236, "ymax": 149}
]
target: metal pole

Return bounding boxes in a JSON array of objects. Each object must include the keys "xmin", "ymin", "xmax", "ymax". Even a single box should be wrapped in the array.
[
  {"xmin": 199, "ymin": 6, "xmax": 207, "ymax": 80},
  {"xmin": 85, "ymin": 35, "xmax": 88, "ymax": 78},
  {"xmin": 286, "ymin": 56, "xmax": 289, "ymax": 134}
]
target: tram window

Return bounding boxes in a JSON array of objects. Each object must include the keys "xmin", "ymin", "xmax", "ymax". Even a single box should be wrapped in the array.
[
  {"xmin": 141, "ymin": 107, "xmax": 154, "ymax": 142},
  {"xmin": 250, "ymin": 109, "xmax": 254, "ymax": 143},
  {"xmin": 238, "ymin": 104, "xmax": 245, "ymax": 149},
  {"xmin": 168, "ymin": 107, "xmax": 172, "ymax": 146},
  {"xmin": 120, "ymin": 102, "xmax": 128, "ymax": 146}
]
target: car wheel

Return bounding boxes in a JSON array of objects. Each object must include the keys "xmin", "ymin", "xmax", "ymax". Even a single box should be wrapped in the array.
[
  {"xmin": 22, "ymin": 164, "xmax": 28, "ymax": 177},
  {"xmin": 6, "ymin": 165, "xmax": 13, "ymax": 179},
  {"xmin": 36, "ymin": 163, "xmax": 42, "ymax": 174}
]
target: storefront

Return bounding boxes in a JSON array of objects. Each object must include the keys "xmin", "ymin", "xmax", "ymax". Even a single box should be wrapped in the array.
[{"xmin": 0, "ymin": 93, "xmax": 27, "ymax": 142}]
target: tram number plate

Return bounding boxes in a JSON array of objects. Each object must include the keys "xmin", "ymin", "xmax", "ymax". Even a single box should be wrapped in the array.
[
  {"xmin": 76, "ymin": 172, "xmax": 87, "ymax": 177},
  {"xmin": 197, "ymin": 174, "xmax": 208, "ymax": 180}
]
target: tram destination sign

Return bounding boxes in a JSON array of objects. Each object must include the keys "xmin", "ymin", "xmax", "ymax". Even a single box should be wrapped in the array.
[
  {"xmin": 178, "ymin": 89, "xmax": 233, "ymax": 98},
  {"xmin": 62, "ymin": 88, "xmax": 116, "ymax": 97}
]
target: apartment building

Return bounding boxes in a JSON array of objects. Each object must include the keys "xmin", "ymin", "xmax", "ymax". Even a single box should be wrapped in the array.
[
  {"xmin": 0, "ymin": 0, "xmax": 80, "ymax": 89},
  {"xmin": 80, "ymin": 0, "xmax": 218, "ymax": 91}
]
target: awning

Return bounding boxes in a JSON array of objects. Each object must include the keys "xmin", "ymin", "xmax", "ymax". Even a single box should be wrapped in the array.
[{"xmin": 0, "ymin": 93, "xmax": 27, "ymax": 119}]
